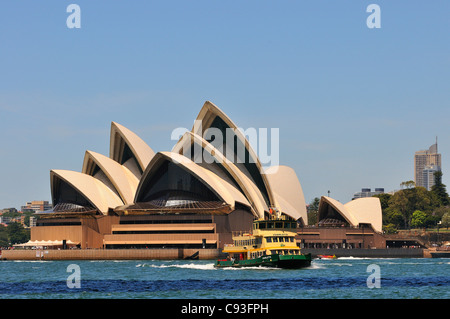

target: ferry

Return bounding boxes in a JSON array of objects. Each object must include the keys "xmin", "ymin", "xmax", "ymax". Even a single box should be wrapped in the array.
[{"xmin": 214, "ymin": 213, "xmax": 311, "ymax": 269}]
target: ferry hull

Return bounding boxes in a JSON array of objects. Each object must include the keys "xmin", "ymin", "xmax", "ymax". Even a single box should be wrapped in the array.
[{"xmin": 214, "ymin": 253, "xmax": 312, "ymax": 269}]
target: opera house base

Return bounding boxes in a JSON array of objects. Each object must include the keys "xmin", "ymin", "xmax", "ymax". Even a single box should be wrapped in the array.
[
  {"xmin": 1, "ymin": 248, "xmax": 221, "ymax": 261},
  {"xmin": 2, "ymin": 247, "xmax": 431, "ymax": 261},
  {"xmin": 302, "ymin": 248, "xmax": 425, "ymax": 259}
]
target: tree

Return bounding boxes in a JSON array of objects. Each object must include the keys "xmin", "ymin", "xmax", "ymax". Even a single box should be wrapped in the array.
[
  {"xmin": 373, "ymin": 193, "xmax": 393, "ymax": 227},
  {"xmin": 383, "ymin": 223, "xmax": 398, "ymax": 234},
  {"xmin": 373, "ymin": 193, "xmax": 392, "ymax": 211},
  {"xmin": 6, "ymin": 222, "xmax": 29, "ymax": 245},
  {"xmin": 441, "ymin": 212, "xmax": 450, "ymax": 230},
  {"xmin": 384, "ymin": 208, "xmax": 404, "ymax": 229},
  {"xmin": 400, "ymin": 181, "xmax": 416, "ymax": 189},
  {"xmin": 388, "ymin": 184, "xmax": 439, "ymax": 229},
  {"xmin": 411, "ymin": 210, "xmax": 427, "ymax": 229},
  {"xmin": 431, "ymin": 170, "xmax": 449, "ymax": 206},
  {"xmin": 0, "ymin": 225, "xmax": 9, "ymax": 247},
  {"xmin": 307, "ymin": 197, "xmax": 320, "ymax": 225}
]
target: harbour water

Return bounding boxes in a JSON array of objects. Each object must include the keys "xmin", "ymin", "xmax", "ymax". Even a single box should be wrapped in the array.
[{"xmin": 0, "ymin": 258, "xmax": 448, "ymax": 299}]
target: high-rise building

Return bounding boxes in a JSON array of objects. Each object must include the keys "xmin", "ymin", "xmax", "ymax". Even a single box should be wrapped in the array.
[
  {"xmin": 352, "ymin": 188, "xmax": 384, "ymax": 200},
  {"xmin": 414, "ymin": 140, "xmax": 441, "ymax": 190}
]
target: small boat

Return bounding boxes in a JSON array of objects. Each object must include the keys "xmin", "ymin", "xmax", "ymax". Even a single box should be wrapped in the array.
[
  {"xmin": 317, "ymin": 254, "xmax": 337, "ymax": 259},
  {"xmin": 214, "ymin": 212, "xmax": 311, "ymax": 269}
]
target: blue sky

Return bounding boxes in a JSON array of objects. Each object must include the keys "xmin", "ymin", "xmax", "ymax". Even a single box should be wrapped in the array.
[{"xmin": 1, "ymin": 1, "xmax": 449, "ymax": 209}]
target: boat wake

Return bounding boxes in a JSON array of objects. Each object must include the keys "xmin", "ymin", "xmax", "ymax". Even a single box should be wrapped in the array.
[
  {"xmin": 135, "ymin": 263, "xmax": 286, "ymax": 271},
  {"xmin": 136, "ymin": 263, "xmax": 216, "ymax": 270}
]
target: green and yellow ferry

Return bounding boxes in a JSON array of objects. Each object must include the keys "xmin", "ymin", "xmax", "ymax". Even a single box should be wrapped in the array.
[{"xmin": 214, "ymin": 215, "xmax": 311, "ymax": 269}]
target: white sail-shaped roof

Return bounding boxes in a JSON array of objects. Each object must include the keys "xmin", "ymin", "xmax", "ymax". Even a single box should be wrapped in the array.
[
  {"xmin": 110, "ymin": 122, "xmax": 155, "ymax": 177},
  {"xmin": 50, "ymin": 169, "xmax": 124, "ymax": 215},
  {"xmin": 48, "ymin": 100, "xmax": 309, "ymax": 223},
  {"xmin": 172, "ymin": 131, "xmax": 268, "ymax": 218},
  {"xmin": 318, "ymin": 196, "xmax": 382, "ymax": 232},
  {"xmin": 82, "ymin": 150, "xmax": 139, "ymax": 205},
  {"xmin": 192, "ymin": 101, "xmax": 275, "ymax": 208},
  {"xmin": 135, "ymin": 151, "xmax": 251, "ymax": 211},
  {"xmin": 265, "ymin": 165, "xmax": 307, "ymax": 224},
  {"xmin": 345, "ymin": 197, "xmax": 382, "ymax": 233}
]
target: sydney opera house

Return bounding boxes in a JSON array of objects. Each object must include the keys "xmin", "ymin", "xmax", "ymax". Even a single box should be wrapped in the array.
[{"xmin": 29, "ymin": 101, "xmax": 384, "ymax": 256}]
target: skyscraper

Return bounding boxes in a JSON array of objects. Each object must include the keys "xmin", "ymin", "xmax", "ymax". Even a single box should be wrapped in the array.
[{"xmin": 414, "ymin": 139, "xmax": 441, "ymax": 190}]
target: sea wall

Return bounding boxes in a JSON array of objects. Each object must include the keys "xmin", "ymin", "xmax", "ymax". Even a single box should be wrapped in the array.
[
  {"xmin": 302, "ymin": 248, "xmax": 425, "ymax": 258},
  {"xmin": 1, "ymin": 247, "xmax": 428, "ymax": 261},
  {"xmin": 0, "ymin": 249, "xmax": 220, "ymax": 261}
]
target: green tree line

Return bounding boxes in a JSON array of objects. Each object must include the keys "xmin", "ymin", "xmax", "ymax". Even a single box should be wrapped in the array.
[
  {"xmin": 0, "ymin": 223, "xmax": 30, "ymax": 247},
  {"xmin": 374, "ymin": 171, "xmax": 449, "ymax": 233}
]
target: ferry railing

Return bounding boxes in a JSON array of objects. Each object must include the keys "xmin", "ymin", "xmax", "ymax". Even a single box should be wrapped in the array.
[{"xmin": 231, "ymin": 230, "xmax": 252, "ymax": 237}]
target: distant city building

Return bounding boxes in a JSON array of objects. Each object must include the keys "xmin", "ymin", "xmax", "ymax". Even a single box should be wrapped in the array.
[
  {"xmin": 0, "ymin": 208, "xmax": 18, "ymax": 215},
  {"xmin": 0, "ymin": 216, "xmax": 12, "ymax": 225},
  {"xmin": 414, "ymin": 141, "xmax": 441, "ymax": 190},
  {"xmin": 21, "ymin": 201, "xmax": 52, "ymax": 213},
  {"xmin": 422, "ymin": 164, "xmax": 440, "ymax": 191},
  {"xmin": 352, "ymin": 188, "xmax": 384, "ymax": 200}
]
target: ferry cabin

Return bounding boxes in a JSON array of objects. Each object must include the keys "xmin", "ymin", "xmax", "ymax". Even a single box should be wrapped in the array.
[{"xmin": 223, "ymin": 219, "xmax": 302, "ymax": 260}]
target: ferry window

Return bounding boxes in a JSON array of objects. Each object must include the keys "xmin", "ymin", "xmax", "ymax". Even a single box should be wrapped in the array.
[
  {"xmin": 289, "ymin": 237, "xmax": 294, "ymax": 242},
  {"xmin": 268, "ymin": 222, "xmax": 274, "ymax": 229},
  {"xmin": 273, "ymin": 237, "xmax": 278, "ymax": 243},
  {"xmin": 259, "ymin": 222, "xmax": 266, "ymax": 229},
  {"xmin": 275, "ymin": 222, "xmax": 283, "ymax": 228},
  {"xmin": 266, "ymin": 237, "xmax": 272, "ymax": 243},
  {"xmin": 279, "ymin": 237, "xmax": 284, "ymax": 242}
]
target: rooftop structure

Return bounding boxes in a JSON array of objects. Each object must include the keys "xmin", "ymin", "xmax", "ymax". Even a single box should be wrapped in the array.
[
  {"xmin": 31, "ymin": 101, "xmax": 308, "ymax": 249},
  {"xmin": 317, "ymin": 196, "xmax": 382, "ymax": 233},
  {"xmin": 297, "ymin": 196, "xmax": 385, "ymax": 250},
  {"xmin": 352, "ymin": 188, "xmax": 384, "ymax": 200}
]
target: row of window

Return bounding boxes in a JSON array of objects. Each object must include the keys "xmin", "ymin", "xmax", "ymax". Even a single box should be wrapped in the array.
[
  {"xmin": 270, "ymin": 249, "xmax": 301, "ymax": 255},
  {"xmin": 234, "ymin": 236, "xmax": 295, "ymax": 247},
  {"xmin": 234, "ymin": 237, "xmax": 262, "ymax": 247},
  {"xmin": 253, "ymin": 221, "xmax": 297, "ymax": 230},
  {"xmin": 266, "ymin": 236, "xmax": 295, "ymax": 243}
]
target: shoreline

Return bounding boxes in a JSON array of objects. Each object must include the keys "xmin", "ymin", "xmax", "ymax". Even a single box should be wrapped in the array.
[{"xmin": 0, "ymin": 247, "xmax": 436, "ymax": 261}]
